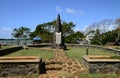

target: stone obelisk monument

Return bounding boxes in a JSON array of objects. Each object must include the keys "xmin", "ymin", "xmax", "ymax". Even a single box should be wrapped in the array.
[{"xmin": 52, "ymin": 14, "xmax": 66, "ymax": 50}]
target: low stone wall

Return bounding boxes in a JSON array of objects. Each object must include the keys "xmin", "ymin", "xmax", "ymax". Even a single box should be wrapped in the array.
[
  {"xmin": 0, "ymin": 46, "xmax": 23, "ymax": 56},
  {"xmin": 67, "ymin": 44, "xmax": 120, "ymax": 54},
  {"xmin": 0, "ymin": 63, "xmax": 39, "ymax": 77},
  {"xmin": 82, "ymin": 55, "xmax": 120, "ymax": 74},
  {"xmin": 0, "ymin": 56, "xmax": 44, "ymax": 77},
  {"xmin": 28, "ymin": 44, "xmax": 51, "ymax": 47}
]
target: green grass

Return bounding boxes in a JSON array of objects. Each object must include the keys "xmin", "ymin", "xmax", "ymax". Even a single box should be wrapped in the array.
[
  {"xmin": 12, "ymin": 74, "xmax": 38, "ymax": 78},
  {"xmin": 5, "ymin": 47, "xmax": 54, "ymax": 60},
  {"xmin": 79, "ymin": 72, "xmax": 119, "ymax": 78},
  {"xmin": 110, "ymin": 55, "xmax": 120, "ymax": 59},
  {"xmin": 65, "ymin": 46, "xmax": 117, "ymax": 61},
  {"xmin": 0, "ymin": 45, "xmax": 13, "ymax": 50}
]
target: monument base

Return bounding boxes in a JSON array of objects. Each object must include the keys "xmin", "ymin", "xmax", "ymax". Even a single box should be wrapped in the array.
[
  {"xmin": 57, "ymin": 44, "xmax": 67, "ymax": 50},
  {"xmin": 59, "ymin": 44, "xmax": 66, "ymax": 50},
  {"xmin": 51, "ymin": 44, "xmax": 66, "ymax": 50}
]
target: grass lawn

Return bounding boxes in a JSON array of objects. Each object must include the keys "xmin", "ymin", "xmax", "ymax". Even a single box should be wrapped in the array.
[
  {"xmin": 0, "ymin": 45, "xmax": 13, "ymax": 50},
  {"xmin": 65, "ymin": 46, "xmax": 117, "ymax": 61},
  {"xmin": 58, "ymin": 70, "xmax": 119, "ymax": 78},
  {"xmin": 79, "ymin": 72, "xmax": 119, "ymax": 78},
  {"xmin": 11, "ymin": 74, "xmax": 38, "ymax": 78},
  {"xmin": 5, "ymin": 47, "xmax": 54, "ymax": 60}
]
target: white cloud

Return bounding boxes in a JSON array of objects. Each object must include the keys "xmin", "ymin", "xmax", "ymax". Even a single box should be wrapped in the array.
[
  {"xmin": 65, "ymin": 8, "xmax": 85, "ymax": 16},
  {"xmin": 79, "ymin": 10, "xmax": 85, "ymax": 16},
  {"xmin": 2, "ymin": 27, "xmax": 12, "ymax": 31},
  {"xmin": 0, "ymin": 27, "xmax": 12, "ymax": 39},
  {"xmin": 56, "ymin": 6, "xmax": 85, "ymax": 16},
  {"xmin": 56, "ymin": 6, "xmax": 63, "ymax": 12},
  {"xmin": 65, "ymin": 8, "xmax": 76, "ymax": 14}
]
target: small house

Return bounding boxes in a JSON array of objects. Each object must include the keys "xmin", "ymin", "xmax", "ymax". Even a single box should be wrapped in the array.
[{"xmin": 86, "ymin": 33, "xmax": 95, "ymax": 44}]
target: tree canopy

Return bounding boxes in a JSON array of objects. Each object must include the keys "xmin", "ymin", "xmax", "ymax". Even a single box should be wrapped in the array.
[
  {"xmin": 12, "ymin": 26, "xmax": 31, "ymax": 45},
  {"xmin": 85, "ymin": 18, "xmax": 120, "ymax": 45},
  {"xmin": 12, "ymin": 26, "xmax": 31, "ymax": 39},
  {"xmin": 91, "ymin": 28, "xmax": 119, "ymax": 45},
  {"xmin": 11, "ymin": 17, "xmax": 120, "ymax": 45},
  {"xmin": 65, "ymin": 31, "xmax": 84, "ymax": 43},
  {"xmin": 31, "ymin": 20, "xmax": 76, "ymax": 42}
]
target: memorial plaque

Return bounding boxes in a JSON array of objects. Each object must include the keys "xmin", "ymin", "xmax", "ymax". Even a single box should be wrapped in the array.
[{"xmin": 56, "ymin": 32, "xmax": 61, "ymax": 44}]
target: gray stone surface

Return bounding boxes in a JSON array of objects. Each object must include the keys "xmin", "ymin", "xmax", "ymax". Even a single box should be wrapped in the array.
[
  {"xmin": 0, "ymin": 56, "xmax": 44, "ymax": 77},
  {"xmin": 89, "ymin": 63, "xmax": 120, "ymax": 74},
  {"xmin": 82, "ymin": 56, "xmax": 120, "ymax": 74},
  {"xmin": 0, "ymin": 63, "xmax": 39, "ymax": 77}
]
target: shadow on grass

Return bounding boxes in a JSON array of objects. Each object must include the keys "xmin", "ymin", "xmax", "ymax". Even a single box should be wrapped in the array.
[{"xmin": 64, "ymin": 48, "xmax": 70, "ymax": 51}]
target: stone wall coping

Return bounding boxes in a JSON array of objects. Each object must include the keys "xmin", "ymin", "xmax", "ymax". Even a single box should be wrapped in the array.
[
  {"xmin": 0, "ymin": 56, "xmax": 41, "ymax": 63},
  {"xmin": 83, "ymin": 55, "xmax": 120, "ymax": 63},
  {"xmin": 66, "ymin": 44, "xmax": 120, "ymax": 53}
]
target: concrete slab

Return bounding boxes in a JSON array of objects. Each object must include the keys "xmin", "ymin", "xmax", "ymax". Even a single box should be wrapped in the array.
[
  {"xmin": 0, "ymin": 56, "xmax": 41, "ymax": 63},
  {"xmin": 83, "ymin": 55, "xmax": 120, "ymax": 62}
]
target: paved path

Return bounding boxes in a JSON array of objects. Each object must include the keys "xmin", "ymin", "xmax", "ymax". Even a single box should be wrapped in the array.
[{"xmin": 39, "ymin": 48, "xmax": 85, "ymax": 78}]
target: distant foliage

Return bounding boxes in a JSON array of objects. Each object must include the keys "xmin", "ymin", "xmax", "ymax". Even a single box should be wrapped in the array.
[
  {"xmin": 12, "ymin": 27, "xmax": 31, "ymax": 39},
  {"xmin": 91, "ymin": 28, "xmax": 119, "ymax": 45},
  {"xmin": 65, "ymin": 31, "xmax": 84, "ymax": 43},
  {"xmin": 12, "ymin": 26, "xmax": 31, "ymax": 45},
  {"xmin": 31, "ymin": 21, "xmax": 56, "ymax": 42},
  {"xmin": 85, "ymin": 18, "xmax": 120, "ymax": 45},
  {"xmin": 84, "ymin": 19, "xmax": 113, "ymax": 35}
]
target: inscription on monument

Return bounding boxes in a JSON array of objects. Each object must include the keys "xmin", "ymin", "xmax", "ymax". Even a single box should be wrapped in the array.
[{"xmin": 56, "ymin": 32, "xmax": 61, "ymax": 44}]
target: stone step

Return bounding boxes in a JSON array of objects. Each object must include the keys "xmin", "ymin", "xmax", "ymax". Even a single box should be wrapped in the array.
[
  {"xmin": 45, "ymin": 60, "xmax": 62, "ymax": 65},
  {"xmin": 46, "ymin": 64, "xmax": 63, "ymax": 70}
]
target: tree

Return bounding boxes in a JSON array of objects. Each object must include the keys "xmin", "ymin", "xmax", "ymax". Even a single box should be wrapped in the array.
[
  {"xmin": 84, "ymin": 19, "xmax": 113, "ymax": 45},
  {"xmin": 84, "ymin": 19, "xmax": 113, "ymax": 35},
  {"xmin": 31, "ymin": 20, "xmax": 75, "ymax": 42},
  {"xmin": 31, "ymin": 21, "xmax": 56, "ymax": 42},
  {"xmin": 91, "ymin": 28, "xmax": 118, "ymax": 45},
  {"xmin": 115, "ymin": 18, "xmax": 120, "ymax": 40},
  {"xmin": 12, "ymin": 27, "xmax": 31, "ymax": 46},
  {"xmin": 115, "ymin": 18, "xmax": 120, "ymax": 29},
  {"xmin": 65, "ymin": 31, "xmax": 84, "ymax": 43},
  {"xmin": 62, "ymin": 21, "xmax": 75, "ymax": 37},
  {"xmin": 99, "ymin": 19, "xmax": 113, "ymax": 33},
  {"xmin": 91, "ymin": 29, "xmax": 103, "ymax": 45}
]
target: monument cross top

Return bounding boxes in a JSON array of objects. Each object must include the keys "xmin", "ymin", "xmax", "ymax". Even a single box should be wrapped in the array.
[{"xmin": 56, "ymin": 14, "xmax": 62, "ymax": 33}]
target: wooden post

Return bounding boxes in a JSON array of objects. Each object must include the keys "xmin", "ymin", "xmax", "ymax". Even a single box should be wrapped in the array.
[
  {"xmin": 86, "ymin": 47, "xmax": 89, "ymax": 55},
  {"xmin": 0, "ymin": 43, "xmax": 1, "ymax": 49}
]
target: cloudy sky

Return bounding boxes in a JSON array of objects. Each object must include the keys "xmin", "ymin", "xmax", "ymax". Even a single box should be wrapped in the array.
[{"xmin": 0, "ymin": 0, "xmax": 120, "ymax": 39}]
